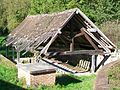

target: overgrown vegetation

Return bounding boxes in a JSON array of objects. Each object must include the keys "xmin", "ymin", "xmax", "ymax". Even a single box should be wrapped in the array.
[
  {"xmin": 99, "ymin": 20, "xmax": 120, "ymax": 48},
  {"xmin": 108, "ymin": 61, "xmax": 120, "ymax": 90},
  {"xmin": 0, "ymin": 55, "xmax": 95, "ymax": 90},
  {"xmin": 0, "ymin": 0, "xmax": 120, "ymax": 34}
]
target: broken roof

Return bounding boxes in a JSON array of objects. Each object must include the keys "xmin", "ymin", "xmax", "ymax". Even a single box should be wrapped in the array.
[{"xmin": 6, "ymin": 8, "xmax": 116, "ymax": 54}]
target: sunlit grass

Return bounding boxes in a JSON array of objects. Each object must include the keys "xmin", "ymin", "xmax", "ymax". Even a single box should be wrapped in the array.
[{"xmin": 108, "ymin": 60, "xmax": 120, "ymax": 90}]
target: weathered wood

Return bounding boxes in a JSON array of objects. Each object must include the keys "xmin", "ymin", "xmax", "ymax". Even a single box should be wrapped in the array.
[
  {"xmin": 74, "ymin": 32, "xmax": 84, "ymax": 38},
  {"xmin": 12, "ymin": 47, "xmax": 15, "ymax": 61},
  {"xmin": 76, "ymin": 9, "xmax": 116, "ymax": 48},
  {"xmin": 83, "ymin": 29, "xmax": 111, "ymax": 53},
  {"xmin": 91, "ymin": 55, "xmax": 95, "ymax": 73},
  {"xmin": 70, "ymin": 38, "xmax": 74, "ymax": 52},
  {"xmin": 17, "ymin": 52, "xmax": 20, "ymax": 63},
  {"xmin": 60, "ymin": 50, "xmax": 103, "ymax": 55},
  {"xmin": 81, "ymin": 28, "xmax": 99, "ymax": 50},
  {"xmin": 6, "ymin": 46, "xmax": 8, "ymax": 58},
  {"xmin": 40, "ymin": 30, "xmax": 61, "ymax": 55},
  {"xmin": 95, "ymin": 55, "xmax": 110, "ymax": 72},
  {"xmin": 58, "ymin": 36, "xmax": 68, "ymax": 46}
]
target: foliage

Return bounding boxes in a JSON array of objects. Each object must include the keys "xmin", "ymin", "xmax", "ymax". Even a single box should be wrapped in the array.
[
  {"xmin": 0, "ymin": 0, "xmax": 120, "ymax": 35},
  {"xmin": 0, "ymin": 0, "xmax": 30, "ymax": 35},
  {"xmin": 99, "ymin": 20, "xmax": 120, "ymax": 47}
]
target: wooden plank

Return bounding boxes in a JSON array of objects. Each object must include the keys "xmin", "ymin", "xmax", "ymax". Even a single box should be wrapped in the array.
[
  {"xmin": 6, "ymin": 46, "xmax": 8, "ymax": 58},
  {"xmin": 83, "ymin": 29, "xmax": 111, "ymax": 53},
  {"xmin": 74, "ymin": 32, "xmax": 84, "ymax": 38},
  {"xmin": 17, "ymin": 52, "xmax": 20, "ymax": 64},
  {"xmin": 12, "ymin": 47, "xmax": 15, "ymax": 61},
  {"xmin": 60, "ymin": 50, "xmax": 103, "ymax": 55},
  {"xmin": 91, "ymin": 55, "xmax": 95, "ymax": 73},
  {"xmin": 40, "ymin": 30, "xmax": 61, "ymax": 55},
  {"xmin": 81, "ymin": 28, "xmax": 99, "ymax": 50}
]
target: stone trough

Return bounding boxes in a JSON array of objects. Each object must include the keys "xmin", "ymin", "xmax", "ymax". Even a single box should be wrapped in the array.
[{"xmin": 17, "ymin": 62, "xmax": 56, "ymax": 86}]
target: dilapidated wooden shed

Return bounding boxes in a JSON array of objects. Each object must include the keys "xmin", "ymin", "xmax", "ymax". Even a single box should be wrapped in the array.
[{"xmin": 6, "ymin": 8, "xmax": 116, "ymax": 73}]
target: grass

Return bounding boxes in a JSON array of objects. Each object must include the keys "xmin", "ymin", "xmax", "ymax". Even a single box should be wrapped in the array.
[
  {"xmin": 108, "ymin": 60, "xmax": 120, "ymax": 90},
  {"xmin": 0, "ymin": 54, "xmax": 96, "ymax": 90},
  {"xmin": 0, "ymin": 55, "xmax": 24, "ymax": 90}
]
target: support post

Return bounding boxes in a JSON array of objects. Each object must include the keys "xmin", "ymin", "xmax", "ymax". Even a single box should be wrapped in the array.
[
  {"xmin": 12, "ymin": 47, "xmax": 15, "ymax": 61},
  {"xmin": 91, "ymin": 55, "xmax": 96, "ymax": 73},
  {"xmin": 17, "ymin": 52, "xmax": 20, "ymax": 64},
  {"xmin": 6, "ymin": 46, "xmax": 8, "ymax": 58},
  {"xmin": 70, "ymin": 38, "xmax": 74, "ymax": 52}
]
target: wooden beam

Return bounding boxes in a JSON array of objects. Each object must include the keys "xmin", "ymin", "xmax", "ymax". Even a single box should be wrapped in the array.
[
  {"xmin": 12, "ymin": 47, "xmax": 15, "ymax": 61},
  {"xmin": 70, "ymin": 38, "xmax": 74, "ymax": 52},
  {"xmin": 76, "ymin": 9, "xmax": 115, "ymax": 47},
  {"xmin": 74, "ymin": 32, "xmax": 84, "ymax": 38},
  {"xmin": 17, "ymin": 52, "xmax": 20, "ymax": 64},
  {"xmin": 91, "ymin": 55, "xmax": 96, "ymax": 73},
  {"xmin": 40, "ymin": 30, "xmax": 61, "ymax": 55},
  {"xmin": 95, "ymin": 55, "xmax": 110, "ymax": 72},
  {"xmin": 6, "ymin": 46, "xmax": 8, "ymax": 58},
  {"xmin": 60, "ymin": 50, "xmax": 104, "ymax": 55},
  {"xmin": 83, "ymin": 29, "xmax": 111, "ymax": 53},
  {"xmin": 81, "ymin": 28, "xmax": 99, "ymax": 50}
]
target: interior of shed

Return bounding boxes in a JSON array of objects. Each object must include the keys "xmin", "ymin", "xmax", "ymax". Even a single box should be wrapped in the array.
[{"xmin": 39, "ymin": 14, "xmax": 99, "ymax": 72}]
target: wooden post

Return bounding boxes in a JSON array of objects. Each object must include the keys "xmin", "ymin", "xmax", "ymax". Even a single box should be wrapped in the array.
[
  {"xmin": 91, "ymin": 55, "xmax": 95, "ymax": 73},
  {"xmin": 70, "ymin": 38, "xmax": 74, "ymax": 52},
  {"xmin": 17, "ymin": 52, "xmax": 20, "ymax": 64},
  {"xmin": 12, "ymin": 47, "xmax": 15, "ymax": 61},
  {"xmin": 6, "ymin": 46, "xmax": 8, "ymax": 58}
]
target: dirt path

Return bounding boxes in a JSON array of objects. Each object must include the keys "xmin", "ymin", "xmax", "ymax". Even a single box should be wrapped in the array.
[{"xmin": 94, "ymin": 60, "xmax": 120, "ymax": 90}]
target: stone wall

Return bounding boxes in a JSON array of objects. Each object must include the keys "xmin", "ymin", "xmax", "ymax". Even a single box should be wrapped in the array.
[{"xmin": 30, "ymin": 73, "xmax": 56, "ymax": 86}]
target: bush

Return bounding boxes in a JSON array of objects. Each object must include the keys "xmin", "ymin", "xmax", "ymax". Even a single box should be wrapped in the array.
[{"xmin": 99, "ymin": 20, "xmax": 120, "ymax": 48}]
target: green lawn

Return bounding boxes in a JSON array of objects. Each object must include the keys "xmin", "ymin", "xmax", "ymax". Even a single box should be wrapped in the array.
[
  {"xmin": 108, "ymin": 60, "xmax": 120, "ymax": 90},
  {"xmin": 0, "ymin": 55, "xmax": 96, "ymax": 90}
]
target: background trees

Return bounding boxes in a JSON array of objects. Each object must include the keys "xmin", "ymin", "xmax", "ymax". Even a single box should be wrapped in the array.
[{"xmin": 0, "ymin": 0, "xmax": 120, "ymax": 46}]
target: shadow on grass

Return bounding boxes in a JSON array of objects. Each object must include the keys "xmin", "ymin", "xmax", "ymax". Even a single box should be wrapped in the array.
[
  {"xmin": 56, "ymin": 74, "xmax": 82, "ymax": 86},
  {"xmin": 0, "ymin": 79, "xmax": 26, "ymax": 90}
]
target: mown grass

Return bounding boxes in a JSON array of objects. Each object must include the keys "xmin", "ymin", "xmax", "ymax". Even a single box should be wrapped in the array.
[
  {"xmin": 108, "ymin": 60, "xmax": 120, "ymax": 90},
  {"xmin": 0, "ymin": 55, "xmax": 96, "ymax": 90}
]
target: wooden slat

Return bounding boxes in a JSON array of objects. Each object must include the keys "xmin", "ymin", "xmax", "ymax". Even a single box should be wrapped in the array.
[{"xmin": 60, "ymin": 50, "xmax": 104, "ymax": 55}]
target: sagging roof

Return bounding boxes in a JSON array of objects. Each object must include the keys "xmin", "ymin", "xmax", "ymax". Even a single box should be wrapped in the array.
[{"xmin": 6, "ymin": 8, "xmax": 116, "ymax": 54}]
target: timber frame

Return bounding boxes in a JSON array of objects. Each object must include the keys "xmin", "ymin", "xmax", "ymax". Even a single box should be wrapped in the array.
[{"xmin": 6, "ymin": 8, "xmax": 116, "ymax": 72}]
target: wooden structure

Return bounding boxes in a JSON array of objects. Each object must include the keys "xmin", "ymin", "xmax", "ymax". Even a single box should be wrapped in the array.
[{"xmin": 6, "ymin": 8, "xmax": 116, "ymax": 72}]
